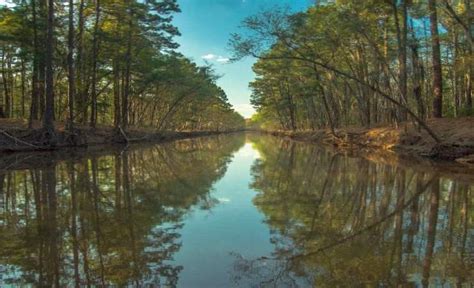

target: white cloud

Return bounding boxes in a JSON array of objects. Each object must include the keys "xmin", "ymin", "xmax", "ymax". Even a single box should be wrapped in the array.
[
  {"xmin": 202, "ymin": 53, "xmax": 230, "ymax": 64},
  {"xmin": 217, "ymin": 197, "xmax": 231, "ymax": 203},
  {"xmin": 216, "ymin": 56, "xmax": 230, "ymax": 63},
  {"xmin": 202, "ymin": 54, "xmax": 217, "ymax": 60}
]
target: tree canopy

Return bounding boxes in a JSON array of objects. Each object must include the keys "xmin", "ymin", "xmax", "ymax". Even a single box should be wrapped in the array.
[
  {"xmin": 232, "ymin": 0, "xmax": 472, "ymax": 136},
  {"xmin": 0, "ymin": 0, "xmax": 244, "ymax": 140}
]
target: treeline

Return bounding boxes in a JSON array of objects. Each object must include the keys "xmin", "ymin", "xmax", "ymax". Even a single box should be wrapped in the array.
[
  {"xmin": 0, "ymin": 0, "xmax": 244, "ymax": 141},
  {"xmin": 232, "ymin": 0, "xmax": 472, "ymax": 137}
]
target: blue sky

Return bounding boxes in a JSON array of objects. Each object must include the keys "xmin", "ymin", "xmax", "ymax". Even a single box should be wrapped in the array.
[{"xmin": 174, "ymin": 0, "xmax": 313, "ymax": 118}]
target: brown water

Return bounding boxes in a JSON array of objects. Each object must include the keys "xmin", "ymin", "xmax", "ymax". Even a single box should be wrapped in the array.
[{"xmin": 0, "ymin": 133, "xmax": 472, "ymax": 287}]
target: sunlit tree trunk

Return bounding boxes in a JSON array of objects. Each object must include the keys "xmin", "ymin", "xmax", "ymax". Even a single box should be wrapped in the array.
[{"xmin": 393, "ymin": 0, "xmax": 408, "ymax": 121}]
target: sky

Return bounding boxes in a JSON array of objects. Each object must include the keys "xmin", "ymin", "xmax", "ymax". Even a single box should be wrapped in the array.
[{"xmin": 173, "ymin": 0, "xmax": 313, "ymax": 118}]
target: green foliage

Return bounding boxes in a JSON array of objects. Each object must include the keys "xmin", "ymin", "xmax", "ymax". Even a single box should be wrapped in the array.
[
  {"xmin": 231, "ymin": 0, "xmax": 473, "ymax": 131},
  {"xmin": 0, "ymin": 0, "xmax": 244, "ymax": 131}
]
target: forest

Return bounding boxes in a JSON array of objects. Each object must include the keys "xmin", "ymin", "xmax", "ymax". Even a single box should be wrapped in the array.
[
  {"xmin": 0, "ymin": 1, "xmax": 473, "ymax": 286},
  {"xmin": 233, "ymin": 0, "xmax": 472, "ymax": 141},
  {"xmin": 0, "ymin": 0, "xmax": 245, "ymax": 146}
]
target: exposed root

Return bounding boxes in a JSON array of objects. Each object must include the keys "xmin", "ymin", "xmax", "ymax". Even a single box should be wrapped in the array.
[
  {"xmin": 110, "ymin": 126, "xmax": 130, "ymax": 144},
  {"xmin": 0, "ymin": 128, "xmax": 41, "ymax": 148},
  {"xmin": 64, "ymin": 129, "xmax": 87, "ymax": 146},
  {"xmin": 428, "ymin": 143, "xmax": 474, "ymax": 160},
  {"xmin": 39, "ymin": 128, "xmax": 57, "ymax": 147},
  {"xmin": 119, "ymin": 126, "xmax": 129, "ymax": 142},
  {"xmin": 111, "ymin": 126, "xmax": 150, "ymax": 143}
]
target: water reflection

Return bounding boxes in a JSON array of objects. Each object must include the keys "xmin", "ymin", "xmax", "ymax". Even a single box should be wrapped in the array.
[
  {"xmin": 0, "ymin": 135, "xmax": 245, "ymax": 287},
  {"xmin": 0, "ymin": 134, "xmax": 473, "ymax": 287},
  {"xmin": 235, "ymin": 136, "xmax": 474, "ymax": 287}
]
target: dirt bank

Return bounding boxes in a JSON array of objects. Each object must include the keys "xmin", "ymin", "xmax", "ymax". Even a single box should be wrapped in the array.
[
  {"xmin": 266, "ymin": 117, "xmax": 474, "ymax": 165},
  {"xmin": 0, "ymin": 119, "xmax": 234, "ymax": 153}
]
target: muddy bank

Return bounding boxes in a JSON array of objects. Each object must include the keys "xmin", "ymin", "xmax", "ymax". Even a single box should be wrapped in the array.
[
  {"xmin": 0, "ymin": 124, "xmax": 236, "ymax": 154},
  {"xmin": 0, "ymin": 132, "xmax": 246, "ymax": 172},
  {"xmin": 265, "ymin": 117, "xmax": 474, "ymax": 165}
]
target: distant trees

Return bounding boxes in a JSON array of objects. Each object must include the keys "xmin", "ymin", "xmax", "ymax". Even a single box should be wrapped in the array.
[
  {"xmin": 0, "ymin": 0, "xmax": 244, "ymax": 138},
  {"xmin": 231, "ymin": 1, "xmax": 473, "ymax": 134}
]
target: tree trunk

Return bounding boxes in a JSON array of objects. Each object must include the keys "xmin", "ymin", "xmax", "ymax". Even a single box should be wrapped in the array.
[
  {"xmin": 393, "ymin": 0, "xmax": 408, "ymax": 121},
  {"xmin": 76, "ymin": 0, "xmax": 85, "ymax": 123},
  {"xmin": 1, "ymin": 49, "xmax": 9, "ymax": 118},
  {"xmin": 429, "ymin": 0, "xmax": 443, "ymax": 118},
  {"xmin": 410, "ymin": 20, "xmax": 426, "ymax": 120},
  {"xmin": 90, "ymin": 0, "xmax": 101, "ymax": 128},
  {"xmin": 29, "ymin": 0, "xmax": 40, "ymax": 128},
  {"xmin": 67, "ymin": 0, "xmax": 75, "ymax": 131},
  {"xmin": 39, "ymin": 0, "xmax": 47, "ymax": 121},
  {"xmin": 21, "ymin": 58, "xmax": 26, "ymax": 118},
  {"xmin": 43, "ymin": 0, "xmax": 55, "ymax": 137},
  {"xmin": 113, "ymin": 58, "xmax": 121, "ymax": 128},
  {"xmin": 122, "ymin": 4, "xmax": 133, "ymax": 129},
  {"xmin": 465, "ymin": 0, "xmax": 473, "ymax": 111},
  {"xmin": 452, "ymin": 32, "xmax": 460, "ymax": 116}
]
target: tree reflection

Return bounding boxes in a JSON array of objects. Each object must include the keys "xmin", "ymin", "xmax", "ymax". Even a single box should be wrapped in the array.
[
  {"xmin": 236, "ymin": 136, "xmax": 474, "ymax": 287},
  {"xmin": 0, "ymin": 134, "xmax": 245, "ymax": 286}
]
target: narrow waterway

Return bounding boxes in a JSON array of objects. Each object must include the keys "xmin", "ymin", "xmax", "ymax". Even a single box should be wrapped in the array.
[{"xmin": 0, "ymin": 133, "xmax": 472, "ymax": 287}]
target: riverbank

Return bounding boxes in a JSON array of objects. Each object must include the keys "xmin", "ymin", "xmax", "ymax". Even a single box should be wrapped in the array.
[
  {"xmin": 266, "ymin": 117, "xmax": 474, "ymax": 165},
  {"xmin": 0, "ymin": 119, "xmax": 233, "ymax": 153}
]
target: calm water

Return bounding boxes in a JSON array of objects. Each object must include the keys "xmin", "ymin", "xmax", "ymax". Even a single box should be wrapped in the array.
[{"xmin": 0, "ymin": 133, "xmax": 473, "ymax": 287}]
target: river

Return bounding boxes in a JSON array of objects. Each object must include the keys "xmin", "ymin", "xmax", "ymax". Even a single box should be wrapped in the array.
[{"xmin": 0, "ymin": 133, "xmax": 472, "ymax": 287}]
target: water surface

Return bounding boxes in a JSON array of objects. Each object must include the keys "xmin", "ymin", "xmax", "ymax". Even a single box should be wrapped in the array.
[{"xmin": 0, "ymin": 134, "xmax": 472, "ymax": 287}]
